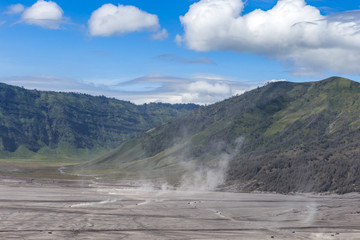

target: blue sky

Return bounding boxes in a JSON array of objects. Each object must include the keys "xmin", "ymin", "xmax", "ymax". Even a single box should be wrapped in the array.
[{"xmin": 0, "ymin": 0, "xmax": 360, "ymax": 104}]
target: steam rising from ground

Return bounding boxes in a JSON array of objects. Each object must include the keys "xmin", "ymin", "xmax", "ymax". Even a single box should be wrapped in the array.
[
  {"xmin": 111, "ymin": 137, "xmax": 245, "ymax": 193},
  {"xmin": 179, "ymin": 158, "xmax": 229, "ymax": 191},
  {"xmin": 179, "ymin": 137, "xmax": 244, "ymax": 191},
  {"xmin": 62, "ymin": 136, "xmax": 245, "ymax": 193}
]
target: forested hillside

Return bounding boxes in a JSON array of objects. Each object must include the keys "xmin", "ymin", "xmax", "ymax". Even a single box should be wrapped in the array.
[{"xmin": 0, "ymin": 82, "xmax": 198, "ymax": 160}]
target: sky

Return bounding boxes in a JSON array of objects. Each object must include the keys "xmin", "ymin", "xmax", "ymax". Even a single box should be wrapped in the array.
[{"xmin": 0, "ymin": 0, "xmax": 360, "ymax": 105}]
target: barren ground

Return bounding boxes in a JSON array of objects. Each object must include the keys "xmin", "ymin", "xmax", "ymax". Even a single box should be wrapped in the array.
[{"xmin": 0, "ymin": 177, "xmax": 359, "ymax": 239}]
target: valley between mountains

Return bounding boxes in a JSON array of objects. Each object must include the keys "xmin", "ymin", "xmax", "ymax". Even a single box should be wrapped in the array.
[{"xmin": 1, "ymin": 77, "xmax": 360, "ymax": 194}]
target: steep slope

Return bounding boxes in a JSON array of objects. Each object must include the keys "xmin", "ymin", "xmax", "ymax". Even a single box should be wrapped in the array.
[
  {"xmin": 75, "ymin": 77, "xmax": 360, "ymax": 193},
  {"xmin": 0, "ymin": 83, "xmax": 198, "ymax": 160}
]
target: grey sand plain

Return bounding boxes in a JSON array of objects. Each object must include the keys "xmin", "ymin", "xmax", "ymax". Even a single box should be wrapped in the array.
[{"xmin": 0, "ymin": 178, "xmax": 359, "ymax": 239}]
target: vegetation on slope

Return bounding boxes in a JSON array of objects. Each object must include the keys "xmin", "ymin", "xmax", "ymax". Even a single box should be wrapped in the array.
[
  {"xmin": 0, "ymin": 83, "xmax": 198, "ymax": 161},
  {"xmin": 76, "ymin": 77, "xmax": 360, "ymax": 193}
]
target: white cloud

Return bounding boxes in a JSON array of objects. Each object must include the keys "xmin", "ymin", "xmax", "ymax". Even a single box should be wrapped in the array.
[
  {"xmin": 189, "ymin": 80, "xmax": 230, "ymax": 95},
  {"xmin": 183, "ymin": 81, "xmax": 231, "ymax": 103},
  {"xmin": 5, "ymin": 4, "xmax": 25, "ymax": 15},
  {"xmin": 180, "ymin": 0, "xmax": 360, "ymax": 75},
  {"xmin": 112, "ymin": 74, "xmax": 252, "ymax": 104},
  {"xmin": 89, "ymin": 4, "xmax": 160, "ymax": 37},
  {"xmin": 268, "ymin": 79, "xmax": 286, "ymax": 83},
  {"xmin": 21, "ymin": 0, "xmax": 64, "ymax": 29},
  {"xmin": 175, "ymin": 34, "xmax": 183, "ymax": 46},
  {"xmin": 151, "ymin": 28, "xmax": 168, "ymax": 40}
]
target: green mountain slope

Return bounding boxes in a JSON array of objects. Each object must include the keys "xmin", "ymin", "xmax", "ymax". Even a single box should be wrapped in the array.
[
  {"xmin": 75, "ymin": 77, "xmax": 360, "ymax": 193},
  {"xmin": 0, "ymin": 82, "xmax": 198, "ymax": 160}
]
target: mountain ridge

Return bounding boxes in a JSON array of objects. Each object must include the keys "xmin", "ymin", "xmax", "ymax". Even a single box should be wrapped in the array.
[
  {"xmin": 73, "ymin": 77, "xmax": 360, "ymax": 193},
  {"xmin": 0, "ymin": 82, "xmax": 199, "ymax": 160}
]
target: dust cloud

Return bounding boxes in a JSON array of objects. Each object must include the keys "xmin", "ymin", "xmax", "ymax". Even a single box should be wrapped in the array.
[{"xmin": 178, "ymin": 137, "xmax": 244, "ymax": 191}]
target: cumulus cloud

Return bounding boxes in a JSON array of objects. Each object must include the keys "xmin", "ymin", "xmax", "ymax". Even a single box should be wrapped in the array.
[
  {"xmin": 21, "ymin": 0, "xmax": 64, "ymax": 29},
  {"xmin": 182, "ymin": 80, "xmax": 231, "ymax": 103},
  {"xmin": 5, "ymin": 4, "xmax": 25, "ymax": 15},
  {"xmin": 151, "ymin": 28, "xmax": 168, "ymax": 40},
  {"xmin": 180, "ymin": 0, "xmax": 360, "ymax": 75},
  {"xmin": 89, "ymin": 4, "xmax": 160, "ymax": 37}
]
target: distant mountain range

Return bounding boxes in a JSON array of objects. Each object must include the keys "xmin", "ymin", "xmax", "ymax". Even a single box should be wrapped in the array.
[
  {"xmin": 0, "ymin": 82, "xmax": 198, "ymax": 160},
  {"xmin": 74, "ymin": 77, "xmax": 360, "ymax": 193}
]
